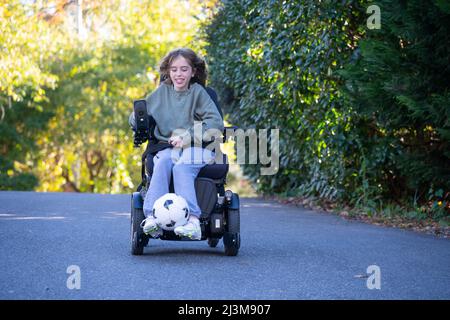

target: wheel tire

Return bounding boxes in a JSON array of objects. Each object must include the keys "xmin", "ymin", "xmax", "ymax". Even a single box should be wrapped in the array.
[
  {"xmin": 207, "ymin": 238, "xmax": 220, "ymax": 248},
  {"xmin": 224, "ymin": 234, "xmax": 240, "ymax": 256},
  {"xmin": 224, "ymin": 208, "xmax": 240, "ymax": 256},
  {"xmin": 226, "ymin": 209, "xmax": 240, "ymax": 233},
  {"xmin": 131, "ymin": 201, "xmax": 147, "ymax": 255}
]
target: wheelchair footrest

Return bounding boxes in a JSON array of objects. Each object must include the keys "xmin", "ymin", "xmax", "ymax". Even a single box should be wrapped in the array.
[{"xmin": 159, "ymin": 230, "xmax": 205, "ymax": 241}]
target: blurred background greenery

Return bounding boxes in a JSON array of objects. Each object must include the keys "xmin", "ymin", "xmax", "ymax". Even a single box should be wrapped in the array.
[
  {"xmin": 1, "ymin": 0, "xmax": 448, "ymax": 222},
  {"xmin": 0, "ymin": 0, "xmax": 255, "ymax": 196}
]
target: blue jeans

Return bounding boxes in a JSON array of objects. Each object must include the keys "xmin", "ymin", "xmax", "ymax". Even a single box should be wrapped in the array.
[{"xmin": 143, "ymin": 147, "xmax": 215, "ymax": 218}]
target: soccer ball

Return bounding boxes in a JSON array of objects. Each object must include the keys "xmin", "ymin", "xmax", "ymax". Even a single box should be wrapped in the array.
[{"xmin": 152, "ymin": 193, "xmax": 189, "ymax": 231}]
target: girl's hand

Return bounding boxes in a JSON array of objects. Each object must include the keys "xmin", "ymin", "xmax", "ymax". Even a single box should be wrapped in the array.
[{"xmin": 168, "ymin": 136, "xmax": 184, "ymax": 148}]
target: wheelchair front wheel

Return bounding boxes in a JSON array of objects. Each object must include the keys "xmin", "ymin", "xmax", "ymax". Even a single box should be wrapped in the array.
[{"xmin": 131, "ymin": 202, "xmax": 147, "ymax": 255}]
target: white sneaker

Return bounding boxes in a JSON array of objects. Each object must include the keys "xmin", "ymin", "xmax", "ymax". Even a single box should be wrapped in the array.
[
  {"xmin": 174, "ymin": 217, "xmax": 201, "ymax": 240},
  {"xmin": 140, "ymin": 217, "xmax": 162, "ymax": 238}
]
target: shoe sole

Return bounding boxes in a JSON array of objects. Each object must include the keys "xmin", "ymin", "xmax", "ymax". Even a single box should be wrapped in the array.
[{"xmin": 143, "ymin": 227, "xmax": 161, "ymax": 236}]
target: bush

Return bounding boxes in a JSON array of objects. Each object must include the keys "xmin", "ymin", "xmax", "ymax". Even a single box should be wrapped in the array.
[
  {"xmin": 339, "ymin": 0, "xmax": 450, "ymax": 204},
  {"xmin": 204, "ymin": 0, "xmax": 449, "ymax": 217},
  {"xmin": 204, "ymin": 0, "xmax": 367, "ymax": 199}
]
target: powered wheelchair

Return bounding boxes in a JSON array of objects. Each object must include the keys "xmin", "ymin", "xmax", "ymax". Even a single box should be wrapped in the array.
[{"xmin": 130, "ymin": 86, "xmax": 241, "ymax": 256}]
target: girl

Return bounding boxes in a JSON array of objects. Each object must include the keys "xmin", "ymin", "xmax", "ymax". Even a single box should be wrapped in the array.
[{"xmin": 129, "ymin": 48, "xmax": 224, "ymax": 240}]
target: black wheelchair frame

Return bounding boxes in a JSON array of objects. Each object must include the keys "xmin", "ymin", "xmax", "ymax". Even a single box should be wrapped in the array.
[{"xmin": 130, "ymin": 86, "xmax": 241, "ymax": 256}]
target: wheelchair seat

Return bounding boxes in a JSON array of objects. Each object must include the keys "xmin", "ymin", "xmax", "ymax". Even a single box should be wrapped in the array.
[
  {"xmin": 145, "ymin": 151, "xmax": 229, "ymax": 181},
  {"xmin": 198, "ymin": 162, "xmax": 228, "ymax": 180}
]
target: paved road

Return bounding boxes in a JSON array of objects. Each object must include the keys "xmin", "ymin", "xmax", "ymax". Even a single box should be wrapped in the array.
[{"xmin": 0, "ymin": 191, "xmax": 449, "ymax": 300}]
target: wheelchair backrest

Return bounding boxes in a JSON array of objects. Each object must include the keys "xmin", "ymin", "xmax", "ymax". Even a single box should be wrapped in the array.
[{"xmin": 204, "ymin": 87, "xmax": 223, "ymax": 119}]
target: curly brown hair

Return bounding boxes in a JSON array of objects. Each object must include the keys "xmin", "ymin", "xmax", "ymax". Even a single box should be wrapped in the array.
[{"xmin": 159, "ymin": 48, "xmax": 208, "ymax": 87}]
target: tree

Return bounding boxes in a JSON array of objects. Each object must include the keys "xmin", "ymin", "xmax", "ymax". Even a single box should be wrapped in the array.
[
  {"xmin": 204, "ymin": 0, "xmax": 449, "ymax": 216},
  {"xmin": 0, "ymin": 0, "xmax": 62, "ymax": 190},
  {"xmin": 339, "ymin": 0, "xmax": 450, "ymax": 205},
  {"xmin": 203, "ymin": 0, "xmax": 366, "ymax": 198},
  {"xmin": 1, "ymin": 0, "xmax": 215, "ymax": 192}
]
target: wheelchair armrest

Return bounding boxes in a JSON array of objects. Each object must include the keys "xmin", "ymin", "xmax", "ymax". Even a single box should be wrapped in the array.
[{"xmin": 132, "ymin": 99, "xmax": 157, "ymax": 148}]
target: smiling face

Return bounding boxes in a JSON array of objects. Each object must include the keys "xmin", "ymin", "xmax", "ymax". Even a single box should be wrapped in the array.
[{"xmin": 169, "ymin": 55, "xmax": 195, "ymax": 92}]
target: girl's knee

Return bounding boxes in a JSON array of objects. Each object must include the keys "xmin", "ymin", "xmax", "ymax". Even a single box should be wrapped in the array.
[
  {"xmin": 172, "ymin": 163, "xmax": 189, "ymax": 175},
  {"xmin": 143, "ymin": 205, "xmax": 153, "ymax": 218},
  {"xmin": 178, "ymin": 148, "xmax": 214, "ymax": 165},
  {"xmin": 153, "ymin": 153, "xmax": 174, "ymax": 171}
]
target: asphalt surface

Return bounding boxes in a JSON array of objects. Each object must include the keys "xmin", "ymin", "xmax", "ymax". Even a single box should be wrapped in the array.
[{"xmin": 0, "ymin": 191, "xmax": 449, "ymax": 300}]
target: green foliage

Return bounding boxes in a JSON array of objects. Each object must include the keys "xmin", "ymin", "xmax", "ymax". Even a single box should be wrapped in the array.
[
  {"xmin": 36, "ymin": 41, "xmax": 152, "ymax": 192},
  {"xmin": 0, "ymin": 1, "xmax": 60, "ymax": 104},
  {"xmin": 339, "ymin": 0, "xmax": 450, "ymax": 204},
  {"xmin": 204, "ymin": 0, "xmax": 449, "ymax": 218},
  {"xmin": 0, "ymin": 172, "xmax": 38, "ymax": 191},
  {"xmin": 204, "ymin": 0, "xmax": 367, "ymax": 199},
  {"xmin": 1, "ymin": 0, "xmax": 212, "ymax": 193},
  {"xmin": 0, "ymin": 0, "xmax": 62, "ymax": 190},
  {"xmin": 0, "ymin": 92, "xmax": 54, "ymax": 191}
]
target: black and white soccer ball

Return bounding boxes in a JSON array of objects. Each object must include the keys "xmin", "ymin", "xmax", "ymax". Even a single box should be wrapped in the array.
[{"xmin": 152, "ymin": 193, "xmax": 189, "ymax": 231}]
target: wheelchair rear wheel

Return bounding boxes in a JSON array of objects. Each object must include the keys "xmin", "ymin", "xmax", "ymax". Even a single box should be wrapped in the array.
[{"xmin": 224, "ymin": 208, "xmax": 240, "ymax": 256}]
